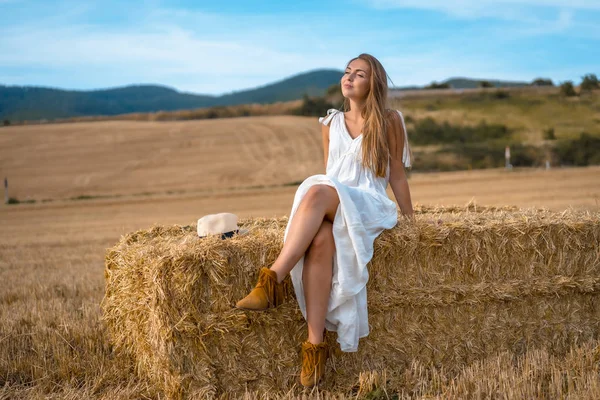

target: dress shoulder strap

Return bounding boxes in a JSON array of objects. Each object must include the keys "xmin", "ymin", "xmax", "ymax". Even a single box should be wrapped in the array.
[
  {"xmin": 318, "ymin": 108, "xmax": 340, "ymax": 126},
  {"xmin": 395, "ymin": 110, "xmax": 413, "ymax": 168}
]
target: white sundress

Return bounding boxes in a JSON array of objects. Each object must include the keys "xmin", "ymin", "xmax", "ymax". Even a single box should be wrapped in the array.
[{"xmin": 283, "ymin": 108, "xmax": 412, "ymax": 352}]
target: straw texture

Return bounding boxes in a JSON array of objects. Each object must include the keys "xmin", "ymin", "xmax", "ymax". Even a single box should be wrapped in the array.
[{"xmin": 102, "ymin": 205, "xmax": 600, "ymax": 398}]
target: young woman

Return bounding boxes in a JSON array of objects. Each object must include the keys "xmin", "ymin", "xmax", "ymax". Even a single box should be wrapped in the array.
[{"xmin": 236, "ymin": 53, "xmax": 414, "ymax": 388}]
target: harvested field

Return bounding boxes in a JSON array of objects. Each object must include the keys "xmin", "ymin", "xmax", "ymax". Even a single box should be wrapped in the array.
[
  {"xmin": 0, "ymin": 117, "xmax": 323, "ymax": 201},
  {"xmin": 1, "ymin": 115, "xmax": 599, "ymax": 398},
  {"xmin": 102, "ymin": 207, "xmax": 600, "ymax": 398},
  {"xmin": 2, "ymin": 116, "xmax": 599, "ymax": 206}
]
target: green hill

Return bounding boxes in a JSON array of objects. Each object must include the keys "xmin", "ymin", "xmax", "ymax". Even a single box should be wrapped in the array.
[
  {"xmin": 0, "ymin": 85, "xmax": 216, "ymax": 121},
  {"xmin": 0, "ymin": 69, "xmax": 343, "ymax": 122},
  {"xmin": 0, "ymin": 72, "xmax": 536, "ymax": 122},
  {"xmin": 392, "ymin": 77, "xmax": 530, "ymax": 91},
  {"xmin": 443, "ymin": 77, "xmax": 529, "ymax": 89},
  {"xmin": 216, "ymin": 69, "xmax": 344, "ymax": 105}
]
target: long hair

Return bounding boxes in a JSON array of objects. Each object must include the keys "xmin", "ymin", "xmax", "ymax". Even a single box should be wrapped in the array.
[{"xmin": 342, "ymin": 53, "xmax": 397, "ymax": 178}]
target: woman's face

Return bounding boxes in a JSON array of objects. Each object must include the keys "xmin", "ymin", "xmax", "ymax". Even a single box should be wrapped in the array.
[{"xmin": 341, "ymin": 58, "xmax": 371, "ymax": 100}]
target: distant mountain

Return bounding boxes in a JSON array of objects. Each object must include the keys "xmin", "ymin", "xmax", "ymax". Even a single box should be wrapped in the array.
[
  {"xmin": 217, "ymin": 69, "xmax": 344, "ymax": 105},
  {"xmin": 444, "ymin": 77, "xmax": 529, "ymax": 89},
  {"xmin": 0, "ymin": 69, "xmax": 343, "ymax": 122},
  {"xmin": 392, "ymin": 77, "xmax": 530, "ymax": 91},
  {"xmin": 0, "ymin": 85, "xmax": 215, "ymax": 121},
  {"xmin": 0, "ymin": 72, "xmax": 535, "ymax": 122}
]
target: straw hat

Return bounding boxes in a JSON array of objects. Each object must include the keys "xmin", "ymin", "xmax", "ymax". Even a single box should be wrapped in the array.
[{"xmin": 197, "ymin": 213, "xmax": 248, "ymax": 239}]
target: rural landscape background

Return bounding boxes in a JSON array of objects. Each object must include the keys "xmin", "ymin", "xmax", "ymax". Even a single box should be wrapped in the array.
[
  {"xmin": 2, "ymin": 0, "xmax": 600, "ymax": 397},
  {"xmin": 1, "ymin": 79, "xmax": 599, "ymax": 398}
]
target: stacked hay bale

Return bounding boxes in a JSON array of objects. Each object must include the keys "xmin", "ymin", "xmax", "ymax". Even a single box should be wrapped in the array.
[{"xmin": 102, "ymin": 206, "xmax": 600, "ymax": 398}]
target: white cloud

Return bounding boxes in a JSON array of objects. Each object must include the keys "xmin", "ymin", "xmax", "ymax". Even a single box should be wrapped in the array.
[
  {"xmin": 509, "ymin": 8, "xmax": 574, "ymax": 36},
  {"xmin": 369, "ymin": 0, "xmax": 600, "ymax": 12},
  {"xmin": 0, "ymin": 22, "xmax": 346, "ymax": 93},
  {"xmin": 0, "ymin": 2, "xmax": 355, "ymax": 93},
  {"xmin": 367, "ymin": 0, "xmax": 600, "ymax": 20},
  {"xmin": 0, "ymin": 1, "xmax": 596, "ymax": 93},
  {"xmin": 365, "ymin": 0, "xmax": 600, "ymax": 41},
  {"xmin": 381, "ymin": 49, "xmax": 518, "ymax": 87}
]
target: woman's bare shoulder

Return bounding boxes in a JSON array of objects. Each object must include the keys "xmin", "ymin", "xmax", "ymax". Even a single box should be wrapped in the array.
[
  {"xmin": 385, "ymin": 109, "xmax": 406, "ymax": 149},
  {"xmin": 385, "ymin": 108, "xmax": 403, "ymax": 117},
  {"xmin": 319, "ymin": 108, "xmax": 340, "ymax": 127},
  {"xmin": 385, "ymin": 109, "xmax": 404, "ymax": 129}
]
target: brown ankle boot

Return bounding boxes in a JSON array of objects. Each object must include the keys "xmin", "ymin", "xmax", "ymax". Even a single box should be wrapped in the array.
[
  {"xmin": 235, "ymin": 267, "xmax": 285, "ymax": 310},
  {"xmin": 300, "ymin": 340, "xmax": 328, "ymax": 388}
]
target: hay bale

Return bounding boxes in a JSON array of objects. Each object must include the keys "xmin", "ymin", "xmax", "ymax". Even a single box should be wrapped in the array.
[{"xmin": 101, "ymin": 206, "xmax": 600, "ymax": 398}]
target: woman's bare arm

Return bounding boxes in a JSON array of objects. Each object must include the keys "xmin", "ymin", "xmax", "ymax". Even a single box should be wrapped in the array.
[
  {"xmin": 387, "ymin": 111, "xmax": 414, "ymax": 220},
  {"xmin": 322, "ymin": 123, "xmax": 330, "ymax": 172}
]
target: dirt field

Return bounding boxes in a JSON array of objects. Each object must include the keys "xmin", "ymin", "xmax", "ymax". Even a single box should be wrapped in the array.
[
  {"xmin": 2, "ymin": 165, "xmax": 598, "ymax": 247},
  {"xmin": 0, "ymin": 117, "xmax": 323, "ymax": 201},
  {"xmin": 0, "ymin": 117, "xmax": 599, "ymax": 398}
]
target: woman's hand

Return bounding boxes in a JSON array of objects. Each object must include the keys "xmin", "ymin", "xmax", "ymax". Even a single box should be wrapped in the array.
[{"xmin": 400, "ymin": 213, "xmax": 415, "ymax": 223}]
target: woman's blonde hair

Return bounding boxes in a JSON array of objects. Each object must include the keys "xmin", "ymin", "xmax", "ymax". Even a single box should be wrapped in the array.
[{"xmin": 342, "ymin": 53, "xmax": 404, "ymax": 177}]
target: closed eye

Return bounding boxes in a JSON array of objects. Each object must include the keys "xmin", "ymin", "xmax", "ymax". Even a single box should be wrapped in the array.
[{"xmin": 345, "ymin": 72, "xmax": 365, "ymax": 77}]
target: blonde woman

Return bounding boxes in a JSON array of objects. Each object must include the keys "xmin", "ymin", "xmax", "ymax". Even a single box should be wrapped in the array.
[{"xmin": 236, "ymin": 53, "xmax": 414, "ymax": 387}]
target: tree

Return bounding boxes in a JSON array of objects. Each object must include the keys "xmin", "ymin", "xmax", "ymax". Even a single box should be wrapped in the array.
[
  {"xmin": 324, "ymin": 83, "xmax": 343, "ymax": 107},
  {"xmin": 580, "ymin": 74, "xmax": 599, "ymax": 91},
  {"xmin": 478, "ymin": 80, "xmax": 494, "ymax": 88},
  {"xmin": 294, "ymin": 94, "xmax": 335, "ymax": 117},
  {"xmin": 543, "ymin": 127, "xmax": 556, "ymax": 140},
  {"xmin": 531, "ymin": 78, "xmax": 554, "ymax": 86},
  {"xmin": 424, "ymin": 81, "xmax": 450, "ymax": 89},
  {"xmin": 554, "ymin": 132, "xmax": 600, "ymax": 166},
  {"xmin": 559, "ymin": 81, "xmax": 577, "ymax": 97},
  {"xmin": 492, "ymin": 89, "xmax": 510, "ymax": 99},
  {"xmin": 325, "ymin": 83, "xmax": 341, "ymax": 98}
]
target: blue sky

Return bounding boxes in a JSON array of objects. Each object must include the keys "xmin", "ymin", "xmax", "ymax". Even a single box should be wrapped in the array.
[{"xmin": 0, "ymin": 0, "xmax": 598, "ymax": 95}]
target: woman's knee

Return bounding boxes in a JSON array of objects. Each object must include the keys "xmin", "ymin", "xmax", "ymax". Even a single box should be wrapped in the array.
[
  {"xmin": 303, "ymin": 185, "xmax": 337, "ymax": 207},
  {"xmin": 309, "ymin": 221, "xmax": 334, "ymax": 253}
]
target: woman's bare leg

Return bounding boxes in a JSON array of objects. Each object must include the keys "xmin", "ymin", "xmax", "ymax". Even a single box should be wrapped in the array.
[
  {"xmin": 270, "ymin": 185, "xmax": 339, "ymax": 283},
  {"xmin": 303, "ymin": 220, "xmax": 335, "ymax": 344}
]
